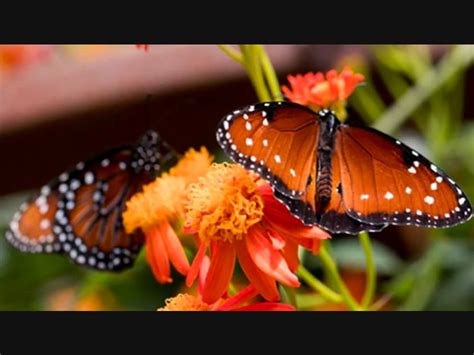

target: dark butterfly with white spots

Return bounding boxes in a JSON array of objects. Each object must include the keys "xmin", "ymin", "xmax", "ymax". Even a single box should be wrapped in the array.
[
  {"xmin": 5, "ymin": 131, "xmax": 178, "ymax": 271},
  {"xmin": 216, "ymin": 101, "xmax": 473, "ymax": 234}
]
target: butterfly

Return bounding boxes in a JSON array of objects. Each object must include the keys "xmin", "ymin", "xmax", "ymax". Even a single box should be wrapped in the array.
[
  {"xmin": 5, "ymin": 131, "xmax": 178, "ymax": 271},
  {"xmin": 216, "ymin": 101, "xmax": 473, "ymax": 235}
]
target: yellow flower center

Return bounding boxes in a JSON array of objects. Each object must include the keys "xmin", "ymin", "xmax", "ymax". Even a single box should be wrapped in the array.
[
  {"xmin": 123, "ymin": 175, "xmax": 187, "ymax": 233},
  {"xmin": 185, "ymin": 163, "xmax": 264, "ymax": 243},
  {"xmin": 158, "ymin": 293, "xmax": 210, "ymax": 311}
]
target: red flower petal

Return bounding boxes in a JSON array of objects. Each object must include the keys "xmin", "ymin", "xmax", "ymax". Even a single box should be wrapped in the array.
[
  {"xmin": 233, "ymin": 302, "xmax": 295, "ymax": 311},
  {"xmin": 186, "ymin": 241, "xmax": 207, "ymax": 287},
  {"xmin": 281, "ymin": 238, "xmax": 300, "ymax": 271},
  {"xmin": 198, "ymin": 255, "xmax": 211, "ymax": 295},
  {"xmin": 145, "ymin": 226, "xmax": 172, "ymax": 283},
  {"xmin": 259, "ymin": 184, "xmax": 330, "ymax": 241},
  {"xmin": 202, "ymin": 241, "xmax": 236, "ymax": 304},
  {"xmin": 311, "ymin": 239, "xmax": 323, "ymax": 254},
  {"xmin": 267, "ymin": 229, "xmax": 285, "ymax": 250},
  {"xmin": 236, "ymin": 240, "xmax": 280, "ymax": 301},
  {"xmin": 159, "ymin": 220, "xmax": 190, "ymax": 275},
  {"xmin": 245, "ymin": 224, "xmax": 300, "ymax": 287},
  {"xmin": 218, "ymin": 284, "xmax": 259, "ymax": 311}
]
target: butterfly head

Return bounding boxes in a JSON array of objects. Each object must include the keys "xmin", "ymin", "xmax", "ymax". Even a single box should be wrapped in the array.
[
  {"xmin": 318, "ymin": 109, "xmax": 338, "ymax": 121},
  {"xmin": 133, "ymin": 130, "xmax": 178, "ymax": 174}
]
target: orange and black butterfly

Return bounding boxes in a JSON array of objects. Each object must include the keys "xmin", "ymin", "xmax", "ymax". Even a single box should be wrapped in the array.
[
  {"xmin": 5, "ymin": 131, "xmax": 177, "ymax": 271},
  {"xmin": 216, "ymin": 101, "xmax": 473, "ymax": 234}
]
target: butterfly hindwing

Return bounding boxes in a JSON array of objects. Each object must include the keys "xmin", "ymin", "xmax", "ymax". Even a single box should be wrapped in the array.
[{"xmin": 337, "ymin": 125, "xmax": 472, "ymax": 228}]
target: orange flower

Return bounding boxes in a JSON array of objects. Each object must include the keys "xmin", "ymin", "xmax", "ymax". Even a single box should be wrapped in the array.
[
  {"xmin": 158, "ymin": 256, "xmax": 294, "ymax": 311},
  {"xmin": 0, "ymin": 45, "xmax": 52, "ymax": 74},
  {"xmin": 123, "ymin": 147, "xmax": 213, "ymax": 284},
  {"xmin": 281, "ymin": 67, "xmax": 364, "ymax": 119},
  {"xmin": 158, "ymin": 287, "xmax": 294, "ymax": 311},
  {"xmin": 135, "ymin": 44, "xmax": 149, "ymax": 51},
  {"xmin": 184, "ymin": 163, "xmax": 330, "ymax": 304}
]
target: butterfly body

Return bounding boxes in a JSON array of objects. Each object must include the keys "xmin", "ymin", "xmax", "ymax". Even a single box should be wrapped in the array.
[
  {"xmin": 5, "ymin": 130, "xmax": 177, "ymax": 271},
  {"xmin": 216, "ymin": 101, "xmax": 472, "ymax": 235}
]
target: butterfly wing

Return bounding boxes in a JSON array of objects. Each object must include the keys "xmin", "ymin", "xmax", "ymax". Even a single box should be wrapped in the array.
[
  {"xmin": 6, "ymin": 130, "xmax": 176, "ymax": 271},
  {"xmin": 217, "ymin": 102, "xmax": 319, "ymax": 198},
  {"xmin": 5, "ymin": 185, "xmax": 61, "ymax": 254},
  {"xmin": 337, "ymin": 125, "xmax": 473, "ymax": 228}
]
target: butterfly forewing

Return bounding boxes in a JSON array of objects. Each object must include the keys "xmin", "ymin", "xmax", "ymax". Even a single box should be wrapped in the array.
[
  {"xmin": 217, "ymin": 102, "xmax": 319, "ymax": 198},
  {"xmin": 6, "ymin": 130, "xmax": 175, "ymax": 271}
]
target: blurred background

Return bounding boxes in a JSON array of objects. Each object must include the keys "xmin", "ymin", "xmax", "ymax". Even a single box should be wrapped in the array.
[{"xmin": 0, "ymin": 44, "xmax": 473, "ymax": 310}]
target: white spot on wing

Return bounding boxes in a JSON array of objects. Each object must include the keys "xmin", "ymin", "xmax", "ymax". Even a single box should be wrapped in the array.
[
  {"xmin": 413, "ymin": 161, "xmax": 420, "ymax": 167},
  {"xmin": 263, "ymin": 139, "xmax": 269, "ymax": 147},
  {"xmin": 245, "ymin": 138, "xmax": 253, "ymax": 146},
  {"xmin": 263, "ymin": 118, "xmax": 269, "ymax": 126},
  {"xmin": 424, "ymin": 196, "xmax": 435, "ymax": 205},
  {"xmin": 384, "ymin": 192, "xmax": 394, "ymax": 200},
  {"xmin": 459, "ymin": 197, "xmax": 466, "ymax": 205},
  {"xmin": 40, "ymin": 219, "xmax": 50, "ymax": 230},
  {"xmin": 405, "ymin": 187, "xmax": 412, "ymax": 194},
  {"xmin": 245, "ymin": 122, "xmax": 252, "ymax": 131},
  {"xmin": 290, "ymin": 169, "xmax": 296, "ymax": 177},
  {"xmin": 430, "ymin": 182, "xmax": 437, "ymax": 191},
  {"xmin": 84, "ymin": 172, "xmax": 94, "ymax": 185},
  {"xmin": 274, "ymin": 155, "xmax": 281, "ymax": 163},
  {"xmin": 360, "ymin": 194, "xmax": 369, "ymax": 200},
  {"xmin": 408, "ymin": 167, "xmax": 417, "ymax": 174}
]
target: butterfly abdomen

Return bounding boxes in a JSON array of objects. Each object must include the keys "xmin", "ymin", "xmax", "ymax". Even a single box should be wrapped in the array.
[{"xmin": 315, "ymin": 110, "xmax": 340, "ymax": 213}]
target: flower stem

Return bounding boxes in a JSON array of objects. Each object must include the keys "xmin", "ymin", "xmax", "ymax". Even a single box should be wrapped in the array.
[
  {"xmin": 256, "ymin": 45, "xmax": 283, "ymax": 101},
  {"xmin": 240, "ymin": 45, "xmax": 272, "ymax": 101},
  {"xmin": 374, "ymin": 45, "xmax": 474, "ymax": 134},
  {"xmin": 282, "ymin": 285, "xmax": 298, "ymax": 308},
  {"xmin": 228, "ymin": 282, "xmax": 238, "ymax": 296},
  {"xmin": 319, "ymin": 245, "xmax": 361, "ymax": 310},
  {"xmin": 358, "ymin": 232, "xmax": 376, "ymax": 309},
  {"xmin": 217, "ymin": 45, "xmax": 244, "ymax": 65},
  {"xmin": 297, "ymin": 265, "xmax": 342, "ymax": 303}
]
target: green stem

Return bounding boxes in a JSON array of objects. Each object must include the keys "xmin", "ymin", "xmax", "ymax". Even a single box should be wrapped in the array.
[
  {"xmin": 228, "ymin": 282, "xmax": 238, "ymax": 296},
  {"xmin": 256, "ymin": 45, "xmax": 283, "ymax": 101},
  {"xmin": 374, "ymin": 45, "xmax": 474, "ymax": 134},
  {"xmin": 240, "ymin": 45, "xmax": 272, "ymax": 101},
  {"xmin": 358, "ymin": 232, "xmax": 376, "ymax": 309},
  {"xmin": 282, "ymin": 285, "xmax": 298, "ymax": 308},
  {"xmin": 319, "ymin": 246, "xmax": 361, "ymax": 310},
  {"xmin": 217, "ymin": 45, "xmax": 244, "ymax": 65},
  {"xmin": 297, "ymin": 265, "xmax": 342, "ymax": 303}
]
